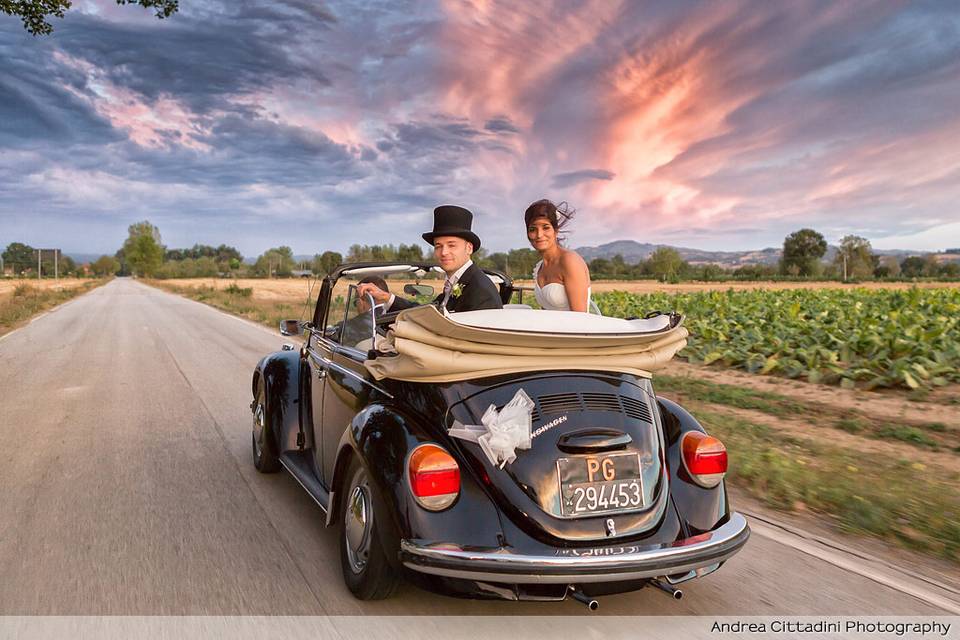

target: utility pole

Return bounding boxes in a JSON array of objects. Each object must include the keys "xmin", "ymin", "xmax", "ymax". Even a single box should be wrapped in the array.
[
  {"xmin": 55, "ymin": 249, "xmax": 59, "ymax": 282},
  {"xmin": 842, "ymin": 253, "xmax": 847, "ymax": 282},
  {"xmin": 37, "ymin": 249, "xmax": 41, "ymax": 282}
]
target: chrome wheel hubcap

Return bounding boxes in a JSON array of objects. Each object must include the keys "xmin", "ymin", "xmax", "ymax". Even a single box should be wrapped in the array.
[
  {"xmin": 252, "ymin": 402, "xmax": 265, "ymax": 458},
  {"xmin": 344, "ymin": 482, "xmax": 372, "ymax": 574}
]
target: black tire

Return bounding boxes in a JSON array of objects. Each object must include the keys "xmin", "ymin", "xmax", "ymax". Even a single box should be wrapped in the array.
[
  {"xmin": 339, "ymin": 458, "xmax": 400, "ymax": 599},
  {"xmin": 252, "ymin": 379, "xmax": 281, "ymax": 473}
]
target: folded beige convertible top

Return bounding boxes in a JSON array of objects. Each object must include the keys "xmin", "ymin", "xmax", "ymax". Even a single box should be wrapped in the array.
[{"xmin": 364, "ymin": 305, "xmax": 688, "ymax": 383}]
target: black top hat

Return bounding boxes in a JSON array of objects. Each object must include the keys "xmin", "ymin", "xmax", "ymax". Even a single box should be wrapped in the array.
[{"xmin": 422, "ymin": 205, "xmax": 481, "ymax": 252}]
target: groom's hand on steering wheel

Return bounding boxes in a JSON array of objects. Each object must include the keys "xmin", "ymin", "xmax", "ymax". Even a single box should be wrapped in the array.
[{"xmin": 357, "ymin": 283, "xmax": 392, "ymax": 305}]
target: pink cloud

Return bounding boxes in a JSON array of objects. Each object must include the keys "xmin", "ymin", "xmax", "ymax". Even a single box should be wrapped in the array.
[{"xmin": 53, "ymin": 51, "xmax": 210, "ymax": 151}]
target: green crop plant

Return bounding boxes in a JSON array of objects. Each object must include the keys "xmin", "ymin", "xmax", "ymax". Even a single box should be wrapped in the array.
[{"xmin": 595, "ymin": 287, "xmax": 960, "ymax": 391}]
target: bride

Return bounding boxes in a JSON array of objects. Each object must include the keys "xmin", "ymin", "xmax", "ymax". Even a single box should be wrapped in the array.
[{"xmin": 524, "ymin": 199, "xmax": 594, "ymax": 312}]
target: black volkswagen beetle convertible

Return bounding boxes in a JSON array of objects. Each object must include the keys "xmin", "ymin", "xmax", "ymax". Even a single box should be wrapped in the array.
[{"xmin": 250, "ymin": 262, "xmax": 749, "ymax": 607}]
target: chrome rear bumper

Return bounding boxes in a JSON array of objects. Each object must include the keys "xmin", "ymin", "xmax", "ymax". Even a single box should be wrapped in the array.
[{"xmin": 400, "ymin": 512, "xmax": 749, "ymax": 584}]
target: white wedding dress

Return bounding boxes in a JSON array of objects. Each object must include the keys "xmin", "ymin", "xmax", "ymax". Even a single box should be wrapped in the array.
[{"xmin": 533, "ymin": 261, "xmax": 599, "ymax": 313}]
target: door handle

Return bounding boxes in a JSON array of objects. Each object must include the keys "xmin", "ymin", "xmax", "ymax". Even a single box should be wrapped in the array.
[{"xmin": 307, "ymin": 349, "xmax": 328, "ymax": 380}]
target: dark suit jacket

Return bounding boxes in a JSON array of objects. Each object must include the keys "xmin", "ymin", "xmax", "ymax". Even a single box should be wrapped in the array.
[{"xmin": 391, "ymin": 263, "xmax": 503, "ymax": 313}]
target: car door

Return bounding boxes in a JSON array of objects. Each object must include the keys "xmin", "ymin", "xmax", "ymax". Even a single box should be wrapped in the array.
[{"xmin": 308, "ymin": 281, "xmax": 377, "ymax": 484}]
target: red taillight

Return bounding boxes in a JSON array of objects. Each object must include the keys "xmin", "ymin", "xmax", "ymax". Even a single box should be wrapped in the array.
[
  {"xmin": 681, "ymin": 431, "xmax": 728, "ymax": 488},
  {"xmin": 408, "ymin": 444, "xmax": 460, "ymax": 510}
]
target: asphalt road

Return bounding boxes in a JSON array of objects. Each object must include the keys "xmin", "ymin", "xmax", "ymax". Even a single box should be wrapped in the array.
[{"xmin": 0, "ymin": 278, "xmax": 953, "ymax": 615}]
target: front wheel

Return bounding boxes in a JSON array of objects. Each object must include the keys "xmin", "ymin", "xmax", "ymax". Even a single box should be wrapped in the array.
[
  {"xmin": 339, "ymin": 459, "xmax": 400, "ymax": 599},
  {"xmin": 251, "ymin": 380, "xmax": 281, "ymax": 473}
]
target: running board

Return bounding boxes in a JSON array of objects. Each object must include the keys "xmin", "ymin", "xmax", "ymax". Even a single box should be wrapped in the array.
[{"xmin": 279, "ymin": 452, "xmax": 331, "ymax": 514}]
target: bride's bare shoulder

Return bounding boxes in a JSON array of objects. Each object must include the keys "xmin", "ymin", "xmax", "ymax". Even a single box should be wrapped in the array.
[{"xmin": 559, "ymin": 248, "xmax": 589, "ymax": 272}]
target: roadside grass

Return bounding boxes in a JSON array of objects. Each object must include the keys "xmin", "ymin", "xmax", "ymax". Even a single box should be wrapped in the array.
[
  {"xmin": 655, "ymin": 374, "xmax": 958, "ymax": 453},
  {"xmin": 687, "ymin": 405, "xmax": 960, "ymax": 562},
  {"xmin": 0, "ymin": 280, "xmax": 106, "ymax": 336},
  {"xmin": 149, "ymin": 281, "xmax": 310, "ymax": 332}
]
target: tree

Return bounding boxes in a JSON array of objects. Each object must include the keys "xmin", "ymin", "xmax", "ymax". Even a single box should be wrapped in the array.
[
  {"xmin": 215, "ymin": 244, "xmax": 242, "ymax": 264},
  {"xmin": 781, "ymin": 228, "xmax": 827, "ymax": 276},
  {"xmin": 396, "ymin": 243, "xmax": 425, "ymax": 263},
  {"xmin": 2, "ymin": 242, "xmax": 35, "ymax": 273},
  {"xmin": 254, "ymin": 247, "xmax": 295, "ymax": 277},
  {"xmin": 874, "ymin": 255, "xmax": 901, "ymax": 279},
  {"xmin": 3, "ymin": 0, "xmax": 178, "ymax": 36},
  {"xmin": 939, "ymin": 262, "xmax": 960, "ymax": 278},
  {"xmin": 312, "ymin": 251, "xmax": 343, "ymax": 275},
  {"xmin": 59, "ymin": 255, "xmax": 76, "ymax": 276},
  {"xmin": 835, "ymin": 235, "xmax": 875, "ymax": 280},
  {"xmin": 696, "ymin": 264, "xmax": 726, "ymax": 281},
  {"xmin": 91, "ymin": 255, "xmax": 120, "ymax": 277},
  {"xmin": 480, "ymin": 252, "xmax": 508, "ymax": 273},
  {"xmin": 589, "ymin": 258, "xmax": 611, "ymax": 277},
  {"xmin": 647, "ymin": 247, "xmax": 685, "ymax": 281},
  {"xmin": 123, "ymin": 220, "xmax": 164, "ymax": 277},
  {"xmin": 504, "ymin": 248, "xmax": 539, "ymax": 278},
  {"xmin": 193, "ymin": 256, "xmax": 218, "ymax": 277},
  {"xmin": 733, "ymin": 264, "xmax": 776, "ymax": 279},
  {"xmin": 900, "ymin": 256, "xmax": 926, "ymax": 278},
  {"xmin": 609, "ymin": 254, "xmax": 627, "ymax": 278},
  {"xmin": 921, "ymin": 254, "xmax": 941, "ymax": 278}
]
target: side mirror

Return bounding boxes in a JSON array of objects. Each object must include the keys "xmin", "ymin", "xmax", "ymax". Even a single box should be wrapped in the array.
[
  {"xmin": 404, "ymin": 283, "xmax": 435, "ymax": 297},
  {"xmin": 279, "ymin": 319, "xmax": 302, "ymax": 336}
]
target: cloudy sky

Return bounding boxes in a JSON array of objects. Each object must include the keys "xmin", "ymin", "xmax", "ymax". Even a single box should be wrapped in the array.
[{"xmin": 1, "ymin": 0, "xmax": 959, "ymax": 257}]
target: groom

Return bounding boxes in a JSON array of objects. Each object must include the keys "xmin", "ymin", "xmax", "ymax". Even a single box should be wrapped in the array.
[{"xmin": 358, "ymin": 205, "xmax": 503, "ymax": 313}]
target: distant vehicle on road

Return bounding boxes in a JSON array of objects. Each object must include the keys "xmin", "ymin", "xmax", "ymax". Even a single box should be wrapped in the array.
[{"xmin": 250, "ymin": 261, "xmax": 749, "ymax": 607}]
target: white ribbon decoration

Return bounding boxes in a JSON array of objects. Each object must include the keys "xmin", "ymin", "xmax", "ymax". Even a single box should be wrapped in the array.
[{"xmin": 448, "ymin": 388, "xmax": 535, "ymax": 468}]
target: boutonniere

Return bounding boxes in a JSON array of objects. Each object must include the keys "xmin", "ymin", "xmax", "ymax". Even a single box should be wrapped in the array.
[{"xmin": 452, "ymin": 283, "xmax": 464, "ymax": 297}]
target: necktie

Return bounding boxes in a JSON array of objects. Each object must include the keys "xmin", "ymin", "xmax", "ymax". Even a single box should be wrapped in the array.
[{"xmin": 441, "ymin": 277, "xmax": 454, "ymax": 308}]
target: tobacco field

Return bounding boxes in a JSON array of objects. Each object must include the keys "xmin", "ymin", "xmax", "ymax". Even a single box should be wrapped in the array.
[{"xmin": 594, "ymin": 287, "xmax": 960, "ymax": 390}]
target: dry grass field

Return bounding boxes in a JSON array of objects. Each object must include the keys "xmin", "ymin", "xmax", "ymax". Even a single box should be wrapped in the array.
[
  {"xmin": 157, "ymin": 277, "xmax": 322, "ymax": 303},
  {"xmin": 0, "ymin": 278, "xmax": 94, "ymax": 300},
  {"xmin": 0, "ymin": 278, "xmax": 107, "ymax": 336}
]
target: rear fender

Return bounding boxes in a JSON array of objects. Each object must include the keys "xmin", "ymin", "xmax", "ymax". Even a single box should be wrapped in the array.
[
  {"xmin": 658, "ymin": 397, "xmax": 730, "ymax": 535},
  {"xmin": 252, "ymin": 350, "xmax": 303, "ymax": 455},
  {"xmin": 328, "ymin": 404, "xmax": 503, "ymax": 560}
]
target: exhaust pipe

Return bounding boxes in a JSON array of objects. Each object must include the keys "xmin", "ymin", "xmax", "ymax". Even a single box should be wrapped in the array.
[
  {"xmin": 567, "ymin": 586, "xmax": 599, "ymax": 611},
  {"xmin": 651, "ymin": 579, "xmax": 684, "ymax": 600}
]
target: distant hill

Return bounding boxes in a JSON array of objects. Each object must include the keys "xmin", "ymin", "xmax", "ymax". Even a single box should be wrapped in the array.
[
  {"xmin": 574, "ymin": 241, "xmax": 781, "ymax": 267},
  {"xmin": 823, "ymin": 246, "xmax": 922, "ymax": 263},
  {"xmin": 574, "ymin": 240, "xmax": 930, "ymax": 268},
  {"xmin": 64, "ymin": 253, "xmax": 104, "ymax": 264}
]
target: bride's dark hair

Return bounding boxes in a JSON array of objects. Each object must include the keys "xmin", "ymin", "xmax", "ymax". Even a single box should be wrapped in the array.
[{"xmin": 524, "ymin": 199, "xmax": 575, "ymax": 243}]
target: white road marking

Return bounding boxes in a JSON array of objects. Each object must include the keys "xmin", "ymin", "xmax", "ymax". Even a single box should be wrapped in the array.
[{"xmin": 746, "ymin": 511, "xmax": 960, "ymax": 614}]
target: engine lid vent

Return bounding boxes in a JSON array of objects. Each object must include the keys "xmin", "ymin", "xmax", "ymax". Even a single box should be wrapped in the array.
[{"xmin": 529, "ymin": 392, "xmax": 652, "ymax": 424}]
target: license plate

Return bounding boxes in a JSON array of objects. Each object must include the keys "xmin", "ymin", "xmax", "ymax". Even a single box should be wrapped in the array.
[{"xmin": 557, "ymin": 453, "xmax": 644, "ymax": 517}]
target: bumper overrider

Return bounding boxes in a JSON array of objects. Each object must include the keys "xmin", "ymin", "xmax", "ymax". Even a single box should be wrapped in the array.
[{"xmin": 400, "ymin": 512, "xmax": 749, "ymax": 584}]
